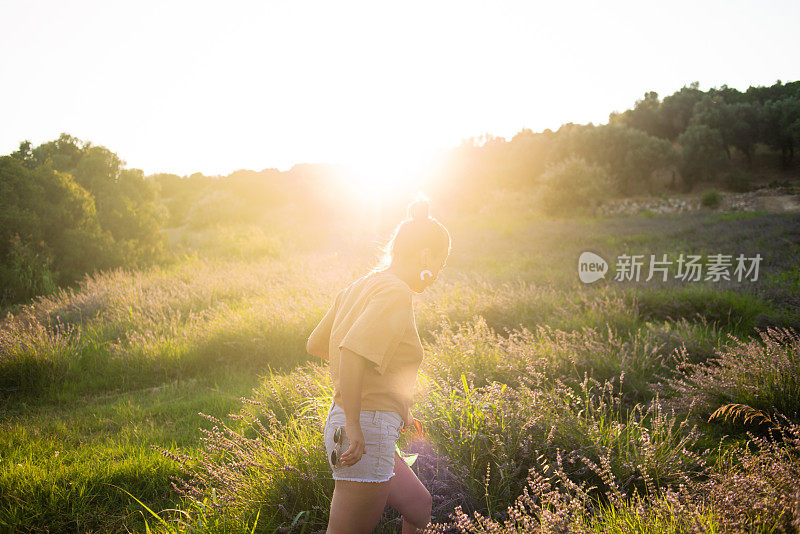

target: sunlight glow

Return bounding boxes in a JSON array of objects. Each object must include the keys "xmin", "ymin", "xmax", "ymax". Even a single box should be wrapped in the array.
[
  {"xmin": 336, "ymin": 146, "xmax": 439, "ymax": 207},
  {"xmin": 2, "ymin": 1, "xmax": 797, "ymax": 176}
]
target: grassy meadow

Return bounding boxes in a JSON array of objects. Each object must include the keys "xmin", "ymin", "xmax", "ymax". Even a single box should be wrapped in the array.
[{"xmin": 1, "ymin": 201, "xmax": 800, "ymax": 533}]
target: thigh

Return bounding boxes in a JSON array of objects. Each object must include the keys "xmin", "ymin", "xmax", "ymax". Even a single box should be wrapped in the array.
[
  {"xmin": 328, "ymin": 479, "xmax": 392, "ymax": 534},
  {"xmin": 386, "ymin": 449, "xmax": 432, "ymax": 527}
]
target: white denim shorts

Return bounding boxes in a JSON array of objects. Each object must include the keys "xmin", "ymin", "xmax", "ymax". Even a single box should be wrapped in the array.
[{"xmin": 323, "ymin": 401, "xmax": 404, "ymax": 483}]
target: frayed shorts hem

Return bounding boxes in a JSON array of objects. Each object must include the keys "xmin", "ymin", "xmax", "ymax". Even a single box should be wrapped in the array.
[
  {"xmin": 333, "ymin": 473, "xmax": 395, "ymax": 483},
  {"xmin": 324, "ymin": 401, "xmax": 403, "ymax": 484}
]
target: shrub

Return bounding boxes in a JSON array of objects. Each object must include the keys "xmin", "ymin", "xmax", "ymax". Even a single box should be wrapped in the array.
[
  {"xmin": 535, "ymin": 156, "xmax": 614, "ymax": 217},
  {"xmin": 724, "ymin": 168, "xmax": 752, "ymax": 193},
  {"xmin": 700, "ymin": 189, "xmax": 720, "ymax": 209},
  {"xmin": 661, "ymin": 326, "xmax": 800, "ymax": 423},
  {"xmin": 426, "ymin": 418, "xmax": 800, "ymax": 533}
]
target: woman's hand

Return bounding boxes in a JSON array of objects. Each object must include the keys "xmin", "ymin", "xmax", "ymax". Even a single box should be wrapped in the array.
[
  {"xmin": 403, "ymin": 407, "xmax": 414, "ymax": 431},
  {"xmin": 402, "ymin": 408, "xmax": 423, "ymax": 439},
  {"xmin": 339, "ymin": 420, "xmax": 366, "ymax": 466}
]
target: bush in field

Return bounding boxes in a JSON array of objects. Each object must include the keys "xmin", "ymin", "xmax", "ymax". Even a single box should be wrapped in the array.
[
  {"xmin": 535, "ymin": 157, "xmax": 614, "ymax": 216},
  {"xmin": 546, "ymin": 123, "xmax": 676, "ymax": 195},
  {"xmin": 724, "ymin": 168, "xmax": 753, "ymax": 192},
  {"xmin": 662, "ymin": 326, "xmax": 800, "ymax": 424},
  {"xmin": 424, "ymin": 315, "xmax": 669, "ymax": 400},
  {"xmin": 416, "ymin": 372, "xmax": 707, "ymax": 516},
  {"xmin": 427, "ymin": 418, "xmax": 800, "ymax": 533},
  {"xmin": 700, "ymin": 189, "xmax": 721, "ymax": 208}
]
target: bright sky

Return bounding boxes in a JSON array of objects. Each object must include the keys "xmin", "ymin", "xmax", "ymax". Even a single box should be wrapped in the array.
[{"xmin": 1, "ymin": 0, "xmax": 798, "ymax": 178}]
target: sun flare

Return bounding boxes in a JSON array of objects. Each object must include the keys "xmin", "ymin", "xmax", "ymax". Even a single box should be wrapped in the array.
[{"xmin": 336, "ymin": 146, "xmax": 446, "ymax": 209}]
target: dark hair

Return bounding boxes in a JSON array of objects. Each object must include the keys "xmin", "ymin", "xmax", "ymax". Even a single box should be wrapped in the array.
[{"xmin": 372, "ymin": 193, "xmax": 451, "ymax": 272}]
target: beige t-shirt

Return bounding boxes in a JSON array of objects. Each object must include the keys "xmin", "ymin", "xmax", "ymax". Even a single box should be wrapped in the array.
[{"xmin": 307, "ymin": 270, "xmax": 424, "ymax": 428}]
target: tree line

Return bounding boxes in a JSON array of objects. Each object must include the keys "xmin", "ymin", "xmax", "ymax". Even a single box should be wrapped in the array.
[
  {"xmin": 1, "ymin": 134, "xmax": 168, "ymax": 305},
  {"xmin": 432, "ymin": 80, "xmax": 800, "ymax": 212},
  {"xmin": 2, "ymin": 80, "xmax": 798, "ymax": 306}
]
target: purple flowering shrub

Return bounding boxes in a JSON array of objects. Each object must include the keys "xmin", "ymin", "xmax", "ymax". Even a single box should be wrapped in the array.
[
  {"xmin": 416, "ymin": 368, "xmax": 707, "ymax": 521},
  {"xmin": 660, "ymin": 326, "xmax": 800, "ymax": 423},
  {"xmin": 154, "ymin": 318, "xmax": 800, "ymax": 533},
  {"xmin": 424, "ymin": 417, "xmax": 800, "ymax": 533}
]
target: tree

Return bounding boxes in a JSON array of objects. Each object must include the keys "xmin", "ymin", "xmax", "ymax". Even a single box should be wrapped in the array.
[
  {"xmin": 660, "ymin": 82, "xmax": 705, "ymax": 140},
  {"xmin": 677, "ymin": 124, "xmax": 728, "ymax": 191},
  {"xmin": 609, "ymin": 90, "xmax": 669, "ymax": 139},
  {"xmin": 17, "ymin": 134, "xmax": 169, "ymax": 267},
  {"xmin": 727, "ymin": 101, "xmax": 763, "ymax": 168},
  {"xmin": 546, "ymin": 123, "xmax": 676, "ymax": 195},
  {"xmin": 11, "ymin": 132, "xmax": 88, "ymax": 172},
  {"xmin": 690, "ymin": 95, "xmax": 733, "ymax": 159},
  {"xmin": 0, "ymin": 157, "xmax": 114, "ymax": 305},
  {"xmin": 761, "ymin": 96, "xmax": 800, "ymax": 169}
]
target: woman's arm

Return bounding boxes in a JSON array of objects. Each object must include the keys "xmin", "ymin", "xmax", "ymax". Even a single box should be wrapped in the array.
[
  {"xmin": 337, "ymin": 347, "xmax": 368, "ymax": 465},
  {"xmin": 306, "ymin": 298, "xmax": 337, "ymax": 361},
  {"xmin": 339, "ymin": 346, "xmax": 366, "ymax": 421}
]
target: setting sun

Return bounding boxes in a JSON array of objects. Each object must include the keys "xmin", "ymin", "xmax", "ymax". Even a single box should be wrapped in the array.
[{"xmin": 336, "ymin": 146, "xmax": 440, "ymax": 207}]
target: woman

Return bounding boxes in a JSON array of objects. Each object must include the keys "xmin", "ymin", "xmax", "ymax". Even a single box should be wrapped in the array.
[{"xmin": 306, "ymin": 196, "xmax": 451, "ymax": 534}]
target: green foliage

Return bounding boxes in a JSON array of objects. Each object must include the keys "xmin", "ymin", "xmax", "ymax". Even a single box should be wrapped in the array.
[
  {"xmin": 608, "ymin": 90, "xmax": 671, "ymax": 139},
  {"xmin": 727, "ymin": 102, "xmax": 763, "ymax": 167},
  {"xmin": 0, "ymin": 156, "xmax": 115, "ymax": 305},
  {"xmin": 547, "ymin": 123, "xmax": 676, "ymax": 195},
  {"xmin": 632, "ymin": 285, "xmax": 774, "ymax": 337},
  {"xmin": 700, "ymin": 189, "xmax": 721, "ymax": 208},
  {"xmin": 666, "ymin": 326, "xmax": 800, "ymax": 423},
  {"xmin": 609, "ymin": 81, "xmax": 800, "ymax": 173},
  {"xmin": 1, "ymin": 206, "xmax": 799, "ymax": 532},
  {"xmin": 653, "ymin": 82, "xmax": 705, "ymax": 140},
  {"xmin": 677, "ymin": 125, "xmax": 728, "ymax": 191},
  {"xmin": 536, "ymin": 156, "xmax": 613, "ymax": 216},
  {"xmin": 0, "ymin": 233, "xmax": 57, "ymax": 305},
  {"xmin": 723, "ymin": 168, "xmax": 752, "ymax": 192},
  {"xmin": 761, "ymin": 96, "xmax": 800, "ymax": 169},
  {"xmin": 2, "ymin": 134, "xmax": 169, "ymax": 306}
]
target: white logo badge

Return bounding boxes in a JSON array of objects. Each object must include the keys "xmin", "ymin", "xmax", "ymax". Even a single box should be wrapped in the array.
[{"xmin": 578, "ymin": 252, "xmax": 608, "ymax": 284}]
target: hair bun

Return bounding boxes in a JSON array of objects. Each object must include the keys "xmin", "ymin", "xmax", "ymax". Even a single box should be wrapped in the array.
[{"xmin": 407, "ymin": 196, "xmax": 431, "ymax": 221}]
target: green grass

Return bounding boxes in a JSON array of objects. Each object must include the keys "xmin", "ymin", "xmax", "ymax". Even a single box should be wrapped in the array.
[
  {"xmin": 707, "ymin": 210, "xmax": 770, "ymax": 222},
  {"xmin": 0, "ymin": 370, "xmax": 260, "ymax": 532},
  {"xmin": 1, "ymin": 208, "xmax": 798, "ymax": 532}
]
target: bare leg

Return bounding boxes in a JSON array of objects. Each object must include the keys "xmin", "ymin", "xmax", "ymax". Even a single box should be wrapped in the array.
[
  {"xmin": 386, "ymin": 450, "xmax": 432, "ymax": 533},
  {"xmin": 327, "ymin": 478, "xmax": 392, "ymax": 534}
]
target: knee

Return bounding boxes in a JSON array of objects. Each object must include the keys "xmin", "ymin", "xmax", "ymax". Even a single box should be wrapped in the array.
[{"xmin": 407, "ymin": 489, "xmax": 432, "ymax": 528}]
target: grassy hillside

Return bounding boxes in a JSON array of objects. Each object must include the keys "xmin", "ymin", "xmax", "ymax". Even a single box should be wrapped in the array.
[{"xmin": 1, "ymin": 204, "xmax": 799, "ymax": 533}]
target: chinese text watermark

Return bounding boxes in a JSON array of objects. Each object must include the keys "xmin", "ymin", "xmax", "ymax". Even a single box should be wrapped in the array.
[{"xmin": 578, "ymin": 251, "xmax": 762, "ymax": 284}]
